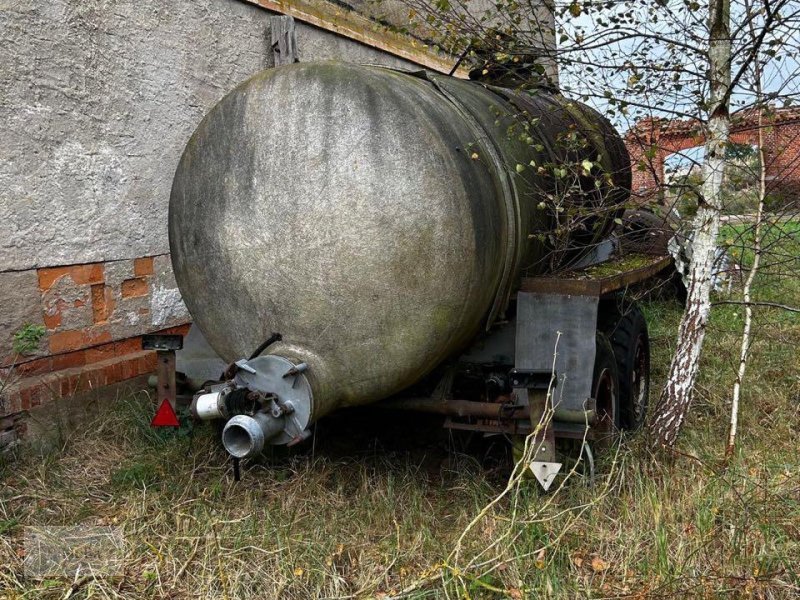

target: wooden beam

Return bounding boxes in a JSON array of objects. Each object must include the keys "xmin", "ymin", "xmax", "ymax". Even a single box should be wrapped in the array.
[
  {"xmin": 519, "ymin": 255, "xmax": 674, "ymax": 297},
  {"xmin": 271, "ymin": 15, "xmax": 298, "ymax": 65},
  {"xmin": 241, "ymin": 0, "xmax": 469, "ymax": 77}
]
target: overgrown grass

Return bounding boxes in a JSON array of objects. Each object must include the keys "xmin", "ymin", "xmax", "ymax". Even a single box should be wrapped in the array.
[{"xmin": 0, "ymin": 229, "xmax": 798, "ymax": 598}]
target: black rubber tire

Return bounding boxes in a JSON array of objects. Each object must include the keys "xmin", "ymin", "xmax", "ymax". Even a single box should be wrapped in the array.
[
  {"xmin": 592, "ymin": 332, "xmax": 620, "ymax": 431},
  {"xmin": 601, "ymin": 304, "xmax": 651, "ymax": 430},
  {"xmin": 615, "ymin": 208, "xmax": 676, "ymax": 255}
]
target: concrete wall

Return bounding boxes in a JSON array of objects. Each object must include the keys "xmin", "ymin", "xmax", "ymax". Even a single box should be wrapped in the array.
[
  {"xmin": 1, "ymin": 0, "xmax": 420, "ymax": 273},
  {"xmin": 0, "ymin": 0, "xmax": 420, "ymax": 368}
]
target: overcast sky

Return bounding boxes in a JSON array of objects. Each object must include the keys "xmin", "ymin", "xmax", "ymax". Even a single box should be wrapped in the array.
[{"xmin": 554, "ymin": 0, "xmax": 800, "ymax": 135}]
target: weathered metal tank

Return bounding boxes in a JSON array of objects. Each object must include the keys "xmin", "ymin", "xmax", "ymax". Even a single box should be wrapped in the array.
[{"xmin": 169, "ymin": 61, "xmax": 631, "ymax": 448}]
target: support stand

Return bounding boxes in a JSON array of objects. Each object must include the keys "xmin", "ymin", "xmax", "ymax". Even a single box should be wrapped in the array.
[{"xmin": 142, "ymin": 334, "xmax": 184, "ymax": 410}]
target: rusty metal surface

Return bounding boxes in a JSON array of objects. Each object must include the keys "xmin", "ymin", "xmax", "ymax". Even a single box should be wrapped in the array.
[
  {"xmin": 142, "ymin": 334, "xmax": 184, "ymax": 351},
  {"xmin": 442, "ymin": 417, "xmax": 593, "ymax": 439},
  {"xmin": 379, "ymin": 395, "xmax": 596, "ymax": 423},
  {"xmin": 519, "ymin": 254, "xmax": 673, "ymax": 297},
  {"xmin": 378, "ymin": 397, "xmax": 529, "ymax": 419},
  {"xmin": 444, "ymin": 418, "xmax": 530, "ymax": 436}
]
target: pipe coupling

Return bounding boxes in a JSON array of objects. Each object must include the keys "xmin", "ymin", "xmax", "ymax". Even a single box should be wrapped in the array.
[{"xmin": 222, "ymin": 412, "xmax": 285, "ymax": 458}]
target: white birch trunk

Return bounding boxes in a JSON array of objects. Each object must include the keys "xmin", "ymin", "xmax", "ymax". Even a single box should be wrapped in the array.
[
  {"xmin": 725, "ymin": 142, "xmax": 764, "ymax": 458},
  {"xmin": 725, "ymin": 23, "xmax": 766, "ymax": 458},
  {"xmin": 650, "ymin": 0, "xmax": 731, "ymax": 448}
]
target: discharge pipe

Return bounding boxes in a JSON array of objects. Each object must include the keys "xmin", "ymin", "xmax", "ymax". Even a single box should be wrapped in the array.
[{"xmin": 222, "ymin": 412, "xmax": 285, "ymax": 458}]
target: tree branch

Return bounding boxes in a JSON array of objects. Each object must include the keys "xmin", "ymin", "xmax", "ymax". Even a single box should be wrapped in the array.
[{"xmin": 712, "ymin": 300, "xmax": 800, "ymax": 313}]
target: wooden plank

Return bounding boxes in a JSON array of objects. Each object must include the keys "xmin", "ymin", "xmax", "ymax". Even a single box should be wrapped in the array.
[
  {"xmin": 242, "ymin": 0, "xmax": 469, "ymax": 77},
  {"xmin": 527, "ymin": 388, "xmax": 556, "ymax": 462},
  {"xmin": 519, "ymin": 255, "xmax": 673, "ymax": 297},
  {"xmin": 156, "ymin": 350, "xmax": 177, "ymax": 410},
  {"xmin": 271, "ymin": 15, "xmax": 298, "ymax": 66}
]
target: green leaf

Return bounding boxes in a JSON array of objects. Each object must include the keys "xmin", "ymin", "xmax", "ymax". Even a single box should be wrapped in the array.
[{"xmin": 12, "ymin": 323, "xmax": 46, "ymax": 355}]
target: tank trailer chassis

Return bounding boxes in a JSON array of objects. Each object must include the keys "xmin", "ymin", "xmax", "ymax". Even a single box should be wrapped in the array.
[
  {"xmin": 151, "ymin": 255, "xmax": 669, "ymax": 490},
  {"xmin": 374, "ymin": 254, "xmax": 669, "ymax": 489}
]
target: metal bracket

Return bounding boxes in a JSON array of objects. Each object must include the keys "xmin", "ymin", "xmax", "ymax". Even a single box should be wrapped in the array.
[
  {"xmin": 524, "ymin": 387, "xmax": 561, "ymax": 490},
  {"xmin": 234, "ymin": 359, "xmax": 257, "ymax": 374},
  {"xmin": 142, "ymin": 334, "xmax": 184, "ymax": 351},
  {"xmin": 142, "ymin": 335, "xmax": 183, "ymax": 409},
  {"xmin": 508, "ymin": 369, "xmax": 554, "ymax": 390}
]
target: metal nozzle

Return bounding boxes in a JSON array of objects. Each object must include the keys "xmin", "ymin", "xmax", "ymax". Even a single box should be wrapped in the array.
[{"xmin": 221, "ymin": 413, "xmax": 284, "ymax": 458}]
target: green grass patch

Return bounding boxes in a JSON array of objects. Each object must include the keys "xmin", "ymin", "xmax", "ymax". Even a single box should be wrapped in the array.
[{"xmin": 0, "ymin": 225, "xmax": 797, "ymax": 598}]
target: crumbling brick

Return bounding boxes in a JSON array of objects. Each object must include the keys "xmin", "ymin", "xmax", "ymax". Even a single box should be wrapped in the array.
[
  {"xmin": 121, "ymin": 277, "xmax": 148, "ymax": 298},
  {"xmin": 134, "ymin": 257, "xmax": 155, "ymax": 276},
  {"xmin": 38, "ymin": 263, "xmax": 104, "ymax": 291}
]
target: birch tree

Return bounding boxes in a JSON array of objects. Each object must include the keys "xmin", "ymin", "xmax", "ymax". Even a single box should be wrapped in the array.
[
  {"xmin": 649, "ymin": 0, "xmax": 800, "ymax": 448},
  {"xmin": 725, "ymin": 114, "xmax": 765, "ymax": 458},
  {"xmin": 648, "ymin": 0, "xmax": 731, "ymax": 448},
  {"xmin": 723, "ymin": 0, "xmax": 800, "ymax": 457}
]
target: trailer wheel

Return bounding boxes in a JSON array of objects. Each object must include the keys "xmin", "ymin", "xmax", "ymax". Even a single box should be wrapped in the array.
[
  {"xmin": 603, "ymin": 304, "xmax": 650, "ymax": 430},
  {"xmin": 593, "ymin": 332, "xmax": 620, "ymax": 432}
]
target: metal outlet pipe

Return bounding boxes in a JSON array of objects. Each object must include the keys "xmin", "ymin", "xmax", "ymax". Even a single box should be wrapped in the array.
[
  {"xmin": 192, "ymin": 391, "xmax": 226, "ymax": 420},
  {"xmin": 222, "ymin": 413, "xmax": 284, "ymax": 458}
]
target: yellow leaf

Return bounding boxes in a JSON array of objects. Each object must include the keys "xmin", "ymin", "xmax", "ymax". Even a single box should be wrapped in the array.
[
  {"xmin": 590, "ymin": 556, "xmax": 609, "ymax": 572},
  {"xmin": 534, "ymin": 548, "xmax": 547, "ymax": 569}
]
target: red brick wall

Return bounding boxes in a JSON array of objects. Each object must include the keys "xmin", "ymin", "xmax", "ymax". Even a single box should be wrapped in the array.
[
  {"xmin": 625, "ymin": 108, "xmax": 800, "ymax": 203},
  {"xmin": 0, "ymin": 253, "xmax": 191, "ymax": 429},
  {"xmin": 1, "ymin": 325, "xmax": 189, "ymax": 418}
]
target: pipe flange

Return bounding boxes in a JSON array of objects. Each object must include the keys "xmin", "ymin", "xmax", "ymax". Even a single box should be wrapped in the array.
[{"xmin": 231, "ymin": 355, "xmax": 313, "ymax": 445}]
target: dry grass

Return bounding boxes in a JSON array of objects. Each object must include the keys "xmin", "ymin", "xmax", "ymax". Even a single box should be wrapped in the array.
[{"xmin": 1, "ymin": 230, "xmax": 798, "ymax": 598}]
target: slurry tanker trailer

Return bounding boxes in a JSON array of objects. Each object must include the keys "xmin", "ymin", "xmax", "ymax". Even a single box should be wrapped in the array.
[{"xmin": 168, "ymin": 61, "xmax": 673, "ymax": 488}]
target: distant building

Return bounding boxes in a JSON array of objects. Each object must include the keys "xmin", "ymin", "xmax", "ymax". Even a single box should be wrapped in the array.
[{"xmin": 625, "ymin": 107, "xmax": 800, "ymax": 202}]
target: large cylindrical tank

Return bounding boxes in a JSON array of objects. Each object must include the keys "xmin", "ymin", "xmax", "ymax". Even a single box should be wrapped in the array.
[{"xmin": 169, "ymin": 61, "xmax": 630, "ymax": 426}]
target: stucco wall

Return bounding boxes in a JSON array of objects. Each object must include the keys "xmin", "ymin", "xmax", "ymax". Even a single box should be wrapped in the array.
[
  {"xmin": 0, "ymin": 0, "xmax": 418, "ymax": 367},
  {"xmin": 0, "ymin": 0, "xmax": 416, "ymax": 273}
]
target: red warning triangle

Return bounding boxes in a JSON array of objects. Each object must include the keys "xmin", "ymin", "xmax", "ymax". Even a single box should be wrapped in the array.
[{"xmin": 151, "ymin": 399, "xmax": 180, "ymax": 427}]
